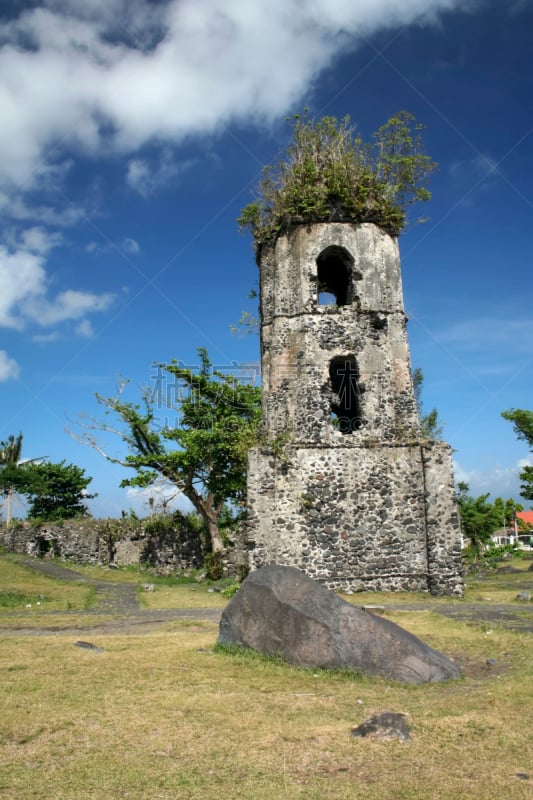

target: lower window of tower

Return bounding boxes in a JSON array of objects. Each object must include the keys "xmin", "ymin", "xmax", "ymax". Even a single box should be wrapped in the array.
[{"xmin": 329, "ymin": 355, "xmax": 362, "ymax": 434}]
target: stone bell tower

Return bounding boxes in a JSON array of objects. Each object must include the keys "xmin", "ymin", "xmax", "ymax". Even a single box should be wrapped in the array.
[{"xmin": 247, "ymin": 222, "xmax": 463, "ymax": 596}]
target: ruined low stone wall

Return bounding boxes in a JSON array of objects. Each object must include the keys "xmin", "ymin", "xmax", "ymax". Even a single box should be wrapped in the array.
[{"xmin": 0, "ymin": 517, "xmax": 249, "ymax": 578}]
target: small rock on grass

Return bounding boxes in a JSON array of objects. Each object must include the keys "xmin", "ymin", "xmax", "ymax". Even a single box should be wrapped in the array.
[
  {"xmin": 351, "ymin": 712, "xmax": 411, "ymax": 742},
  {"xmin": 75, "ymin": 641, "xmax": 104, "ymax": 653}
]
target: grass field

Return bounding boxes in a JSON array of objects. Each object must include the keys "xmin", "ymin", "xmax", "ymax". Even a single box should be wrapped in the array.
[{"xmin": 0, "ymin": 553, "xmax": 532, "ymax": 799}]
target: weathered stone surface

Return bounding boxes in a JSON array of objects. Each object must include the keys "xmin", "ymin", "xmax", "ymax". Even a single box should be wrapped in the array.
[
  {"xmin": 1, "ymin": 518, "xmax": 248, "ymax": 578},
  {"xmin": 218, "ymin": 565, "xmax": 461, "ymax": 684},
  {"xmin": 351, "ymin": 712, "xmax": 411, "ymax": 741}
]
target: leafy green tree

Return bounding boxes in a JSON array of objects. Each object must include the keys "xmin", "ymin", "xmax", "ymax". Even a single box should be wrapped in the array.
[
  {"xmin": 17, "ymin": 461, "xmax": 96, "ymax": 521},
  {"xmin": 238, "ymin": 111, "xmax": 436, "ymax": 254},
  {"xmin": 456, "ymin": 482, "xmax": 502, "ymax": 553},
  {"xmin": 412, "ymin": 367, "xmax": 444, "ymax": 441},
  {"xmin": 456, "ymin": 484, "xmax": 524, "ymax": 555},
  {"xmin": 76, "ymin": 348, "xmax": 261, "ymax": 553},
  {"xmin": 501, "ymin": 409, "xmax": 533, "ymax": 500}
]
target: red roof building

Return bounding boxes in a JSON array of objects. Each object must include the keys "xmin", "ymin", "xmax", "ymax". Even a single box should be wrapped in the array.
[{"xmin": 517, "ymin": 511, "xmax": 533, "ymax": 529}]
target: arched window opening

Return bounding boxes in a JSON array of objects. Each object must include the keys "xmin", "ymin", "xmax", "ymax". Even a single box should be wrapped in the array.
[
  {"xmin": 329, "ymin": 355, "xmax": 362, "ymax": 434},
  {"xmin": 316, "ymin": 246, "xmax": 357, "ymax": 307}
]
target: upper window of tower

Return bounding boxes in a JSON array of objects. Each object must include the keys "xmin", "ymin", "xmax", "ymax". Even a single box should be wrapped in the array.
[{"xmin": 316, "ymin": 246, "xmax": 358, "ymax": 307}]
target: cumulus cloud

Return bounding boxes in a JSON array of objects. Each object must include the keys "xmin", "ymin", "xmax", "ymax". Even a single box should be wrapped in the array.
[
  {"xmin": 454, "ymin": 458, "xmax": 529, "ymax": 501},
  {"xmin": 126, "ymin": 483, "xmax": 194, "ymax": 514},
  {"xmin": 126, "ymin": 151, "xmax": 198, "ymax": 197},
  {"xmin": 0, "ymin": 0, "xmax": 469, "ymax": 192},
  {"xmin": 0, "ymin": 191, "xmax": 85, "ymax": 226},
  {"xmin": 0, "ymin": 227, "xmax": 114, "ymax": 331},
  {"xmin": 121, "ymin": 237, "xmax": 141, "ymax": 255},
  {"xmin": 74, "ymin": 319, "xmax": 95, "ymax": 338},
  {"xmin": 0, "ymin": 350, "xmax": 20, "ymax": 382},
  {"xmin": 85, "ymin": 237, "xmax": 141, "ymax": 256}
]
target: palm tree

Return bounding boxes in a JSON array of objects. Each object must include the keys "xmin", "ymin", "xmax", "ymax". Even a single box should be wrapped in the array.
[
  {"xmin": 0, "ymin": 435, "xmax": 48, "ymax": 526},
  {"xmin": 0, "ymin": 434, "xmax": 25, "ymax": 525}
]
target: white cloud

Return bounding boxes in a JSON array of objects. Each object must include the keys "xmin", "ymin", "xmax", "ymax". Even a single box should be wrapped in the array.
[
  {"xmin": 454, "ymin": 458, "xmax": 529, "ymax": 501},
  {"xmin": 448, "ymin": 153, "xmax": 501, "ymax": 205},
  {"xmin": 0, "ymin": 192, "xmax": 85, "ymax": 226},
  {"xmin": 74, "ymin": 319, "xmax": 95, "ymax": 338},
  {"xmin": 33, "ymin": 332, "xmax": 60, "ymax": 343},
  {"xmin": 121, "ymin": 237, "xmax": 141, "ymax": 255},
  {"xmin": 85, "ymin": 237, "xmax": 141, "ymax": 256},
  {"xmin": 29, "ymin": 289, "xmax": 114, "ymax": 326},
  {"xmin": 0, "ymin": 0, "xmax": 471, "ymax": 193},
  {"xmin": 19, "ymin": 226, "xmax": 63, "ymax": 255},
  {"xmin": 126, "ymin": 483, "xmax": 194, "ymax": 515},
  {"xmin": 126, "ymin": 151, "xmax": 197, "ymax": 197},
  {"xmin": 0, "ymin": 350, "xmax": 20, "ymax": 382},
  {"xmin": 450, "ymin": 153, "xmax": 499, "ymax": 180},
  {"xmin": 0, "ymin": 244, "xmax": 47, "ymax": 329},
  {"xmin": 0, "ymin": 230, "xmax": 115, "ymax": 331}
]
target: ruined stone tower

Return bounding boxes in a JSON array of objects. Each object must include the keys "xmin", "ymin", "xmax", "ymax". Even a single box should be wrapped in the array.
[{"xmin": 247, "ymin": 222, "xmax": 463, "ymax": 596}]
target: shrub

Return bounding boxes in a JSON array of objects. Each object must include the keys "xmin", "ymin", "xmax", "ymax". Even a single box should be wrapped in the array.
[
  {"xmin": 204, "ymin": 551, "xmax": 224, "ymax": 581},
  {"xmin": 238, "ymin": 111, "xmax": 436, "ymax": 255}
]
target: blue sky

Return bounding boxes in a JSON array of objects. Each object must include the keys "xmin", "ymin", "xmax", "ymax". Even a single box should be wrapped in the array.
[{"xmin": 1, "ymin": 0, "xmax": 532, "ymax": 518}]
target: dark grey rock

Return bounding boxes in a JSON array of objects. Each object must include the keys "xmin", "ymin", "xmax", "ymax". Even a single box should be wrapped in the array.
[
  {"xmin": 218, "ymin": 565, "xmax": 461, "ymax": 684},
  {"xmin": 74, "ymin": 640, "xmax": 104, "ymax": 653},
  {"xmin": 351, "ymin": 712, "xmax": 410, "ymax": 741}
]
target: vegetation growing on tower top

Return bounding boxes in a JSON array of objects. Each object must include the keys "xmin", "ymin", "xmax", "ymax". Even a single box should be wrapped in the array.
[{"xmin": 238, "ymin": 111, "xmax": 437, "ymax": 254}]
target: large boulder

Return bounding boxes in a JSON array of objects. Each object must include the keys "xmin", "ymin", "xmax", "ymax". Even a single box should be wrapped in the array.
[{"xmin": 218, "ymin": 565, "xmax": 460, "ymax": 684}]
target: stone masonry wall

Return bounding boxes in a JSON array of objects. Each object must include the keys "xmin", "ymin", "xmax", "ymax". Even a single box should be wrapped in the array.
[
  {"xmin": 248, "ymin": 442, "xmax": 463, "ymax": 595},
  {"xmin": 1, "ymin": 517, "xmax": 248, "ymax": 578},
  {"xmin": 1, "ymin": 518, "xmax": 205, "ymax": 572}
]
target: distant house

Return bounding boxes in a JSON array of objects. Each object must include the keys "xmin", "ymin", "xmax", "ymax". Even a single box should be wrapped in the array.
[
  {"xmin": 491, "ymin": 528, "xmax": 514, "ymax": 547},
  {"xmin": 490, "ymin": 511, "xmax": 533, "ymax": 550},
  {"xmin": 516, "ymin": 510, "xmax": 533, "ymax": 530},
  {"xmin": 516, "ymin": 511, "xmax": 533, "ymax": 549}
]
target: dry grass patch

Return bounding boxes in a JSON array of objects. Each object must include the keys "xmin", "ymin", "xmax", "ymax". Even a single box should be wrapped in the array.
[
  {"xmin": 61, "ymin": 562, "xmax": 148, "ymax": 583},
  {"xmin": 1, "ymin": 611, "xmax": 531, "ymax": 800},
  {"xmin": 464, "ymin": 558, "xmax": 533, "ymax": 604},
  {"xmin": 139, "ymin": 584, "xmax": 227, "ymax": 610},
  {"xmin": 44, "ymin": 560, "xmax": 229, "ymax": 609}
]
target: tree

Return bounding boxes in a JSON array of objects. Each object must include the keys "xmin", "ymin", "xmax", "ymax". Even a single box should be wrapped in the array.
[
  {"xmin": 238, "ymin": 111, "xmax": 436, "ymax": 254},
  {"xmin": 18, "ymin": 461, "xmax": 96, "ymax": 521},
  {"xmin": 456, "ymin": 483, "xmax": 502, "ymax": 553},
  {"xmin": 0, "ymin": 433, "xmax": 24, "ymax": 525},
  {"xmin": 492, "ymin": 496, "xmax": 524, "ymax": 530},
  {"xmin": 456, "ymin": 483, "xmax": 524, "ymax": 554},
  {"xmin": 501, "ymin": 409, "xmax": 533, "ymax": 500},
  {"xmin": 75, "ymin": 348, "xmax": 261, "ymax": 553},
  {"xmin": 412, "ymin": 367, "xmax": 444, "ymax": 440}
]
